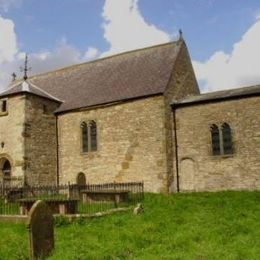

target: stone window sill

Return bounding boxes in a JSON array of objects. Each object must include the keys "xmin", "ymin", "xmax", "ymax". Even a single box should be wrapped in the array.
[
  {"xmin": 0, "ymin": 111, "xmax": 8, "ymax": 117},
  {"xmin": 80, "ymin": 151, "xmax": 98, "ymax": 156},
  {"xmin": 212, "ymin": 154, "xmax": 234, "ymax": 159}
]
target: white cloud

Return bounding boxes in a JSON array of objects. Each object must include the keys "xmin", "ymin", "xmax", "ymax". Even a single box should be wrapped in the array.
[
  {"xmin": 0, "ymin": 33, "xmax": 94, "ymax": 90},
  {"xmin": 84, "ymin": 47, "xmax": 99, "ymax": 60},
  {"xmin": 0, "ymin": 16, "xmax": 18, "ymax": 62},
  {"xmin": 0, "ymin": 0, "xmax": 172, "ymax": 90},
  {"xmin": 0, "ymin": 0, "xmax": 22, "ymax": 12},
  {"xmin": 101, "ymin": 0, "xmax": 170, "ymax": 56},
  {"xmin": 255, "ymin": 11, "xmax": 260, "ymax": 21},
  {"xmin": 193, "ymin": 20, "xmax": 260, "ymax": 92},
  {"xmin": 0, "ymin": 15, "xmax": 19, "ymax": 89}
]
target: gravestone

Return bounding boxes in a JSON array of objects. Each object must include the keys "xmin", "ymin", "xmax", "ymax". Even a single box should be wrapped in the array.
[
  {"xmin": 27, "ymin": 200, "xmax": 54, "ymax": 259},
  {"xmin": 133, "ymin": 203, "xmax": 144, "ymax": 215}
]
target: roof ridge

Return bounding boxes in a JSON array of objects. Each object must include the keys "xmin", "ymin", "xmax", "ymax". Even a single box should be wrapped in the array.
[
  {"xmin": 27, "ymin": 41, "xmax": 178, "ymax": 80},
  {"xmin": 199, "ymin": 83, "xmax": 260, "ymax": 97},
  {"xmin": 0, "ymin": 80, "xmax": 63, "ymax": 102},
  {"xmin": 28, "ymin": 81, "xmax": 63, "ymax": 102},
  {"xmin": 0, "ymin": 80, "xmax": 23, "ymax": 94},
  {"xmin": 174, "ymin": 84, "xmax": 260, "ymax": 106}
]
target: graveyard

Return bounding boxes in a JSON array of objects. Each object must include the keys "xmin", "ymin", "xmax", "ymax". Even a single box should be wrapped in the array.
[{"xmin": 0, "ymin": 191, "xmax": 259, "ymax": 259}]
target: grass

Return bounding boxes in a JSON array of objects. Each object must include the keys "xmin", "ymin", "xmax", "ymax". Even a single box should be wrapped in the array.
[
  {"xmin": 0, "ymin": 198, "xmax": 129, "ymax": 215},
  {"xmin": 0, "ymin": 191, "xmax": 260, "ymax": 259}
]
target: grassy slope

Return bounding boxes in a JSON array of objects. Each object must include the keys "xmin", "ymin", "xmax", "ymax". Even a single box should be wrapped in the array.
[{"xmin": 0, "ymin": 191, "xmax": 259, "ymax": 259}]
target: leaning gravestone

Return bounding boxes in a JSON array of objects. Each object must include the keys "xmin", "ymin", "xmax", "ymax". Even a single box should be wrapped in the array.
[{"xmin": 27, "ymin": 200, "xmax": 54, "ymax": 259}]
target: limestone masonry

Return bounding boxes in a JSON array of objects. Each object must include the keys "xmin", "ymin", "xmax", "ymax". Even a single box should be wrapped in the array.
[{"xmin": 0, "ymin": 38, "xmax": 259, "ymax": 192}]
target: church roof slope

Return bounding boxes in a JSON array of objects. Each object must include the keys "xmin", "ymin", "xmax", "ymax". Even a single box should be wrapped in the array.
[
  {"xmin": 173, "ymin": 84, "xmax": 260, "ymax": 107},
  {"xmin": 0, "ymin": 81, "xmax": 62, "ymax": 103},
  {"xmin": 27, "ymin": 41, "xmax": 182, "ymax": 113}
]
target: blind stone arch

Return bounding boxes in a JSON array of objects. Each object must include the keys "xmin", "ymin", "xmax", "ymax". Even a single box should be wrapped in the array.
[
  {"xmin": 0, "ymin": 157, "xmax": 12, "ymax": 186},
  {"xmin": 76, "ymin": 172, "xmax": 86, "ymax": 186}
]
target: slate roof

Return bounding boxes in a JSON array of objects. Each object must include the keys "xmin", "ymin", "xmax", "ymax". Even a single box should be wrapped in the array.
[
  {"xmin": 173, "ymin": 84, "xmax": 260, "ymax": 107},
  {"xmin": 21, "ymin": 41, "xmax": 182, "ymax": 113},
  {"xmin": 0, "ymin": 81, "xmax": 62, "ymax": 103}
]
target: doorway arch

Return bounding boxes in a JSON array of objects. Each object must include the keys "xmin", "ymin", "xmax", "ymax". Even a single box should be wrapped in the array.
[
  {"xmin": 0, "ymin": 158, "xmax": 12, "ymax": 185},
  {"xmin": 76, "ymin": 172, "xmax": 86, "ymax": 186},
  {"xmin": 179, "ymin": 158, "xmax": 196, "ymax": 192}
]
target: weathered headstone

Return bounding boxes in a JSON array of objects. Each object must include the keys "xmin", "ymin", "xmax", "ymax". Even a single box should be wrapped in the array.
[{"xmin": 27, "ymin": 200, "xmax": 54, "ymax": 259}]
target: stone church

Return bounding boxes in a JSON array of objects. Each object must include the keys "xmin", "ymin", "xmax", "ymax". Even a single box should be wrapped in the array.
[{"xmin": 0, "ymin": 37, "xmax": 259, "ymax": 193}]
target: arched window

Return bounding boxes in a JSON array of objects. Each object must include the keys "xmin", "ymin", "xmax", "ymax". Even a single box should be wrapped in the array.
[
  {"xmin": 222, "ymin": 123, "xmax": 233, "ymax": 155},
  {"xmin": 211, "ymin": 124, "xmax": 220, "ymax": 155},
  {"xmin": 81, "ymin": 122, "xmax": 88, "ymax": 153},
  {"xmin": 80, "ymin": 121, "xmax": 97, "ymax": 153},
  {"xmin": 90, "ymin": 121, "xmax": 97, "ymax": 151}
]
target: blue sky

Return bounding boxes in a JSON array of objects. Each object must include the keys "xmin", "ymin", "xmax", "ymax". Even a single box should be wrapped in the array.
[{"xmin": 1, "ymin": 0, "xmax": 260, "ymax": 92}]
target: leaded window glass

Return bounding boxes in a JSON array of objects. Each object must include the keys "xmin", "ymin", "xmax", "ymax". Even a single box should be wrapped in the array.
[
  {"xmin": 222, "ymin": 123, "xmax": 233, "ymax": 155},
  {"xmin": 81, "ymin": 122, "xmax": 88, "ymax": 153},
  {"xmin": 80, "ymin": 121, "xmax": 97, "ymax": 153},
  {"xmin": 90, "ymin": 121, "xmax": 97, "ymax": 151},
  {"xmin": 211, "ymin": 124, "xmax": 221, "ymax": 155}
]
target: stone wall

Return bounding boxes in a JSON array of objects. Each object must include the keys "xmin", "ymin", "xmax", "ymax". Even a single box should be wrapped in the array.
[
  {"xmin": 175, "ymin": 96, "xmax": 260, "ymax": 192},
  {"xmin": 163, "ymin": 40, "xmax": 200, "ymax": 192},
  {"xmin": 57, "ymin": 41, "xmax": 200, "ymax": 193},
  {"xmin": 24, "ymin": 95, "xmax": 59, "ymax": 185},
  {"xmin": 0, "ymin": 95, "xmax": 26, "ymax": 185},
  {"xmin": 58, "ymin": 96, "xmax": 168, "ymax": 192}
]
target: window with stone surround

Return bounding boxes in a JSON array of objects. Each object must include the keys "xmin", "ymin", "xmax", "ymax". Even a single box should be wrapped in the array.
[
  {"xmin": 210, "ymin": 123, "xmax": 233, "ymax": 156},
  {"xmin": 211, "ymin": 124, "xmax": 221, "ymax": 155},
  {"xmin": 222, "ymin": 123, "xmax": 233, "ymax": 155},
  {"xmin": 81, "ymin": 122, "xmax": 89, "ymax": 153},
  {"xmin": 81, "ymin": 120, "xmax": 97, "ymax": 153},
  {"xmin": 89, "ymin": 121, "xmax": 97, "ymax": 151}
]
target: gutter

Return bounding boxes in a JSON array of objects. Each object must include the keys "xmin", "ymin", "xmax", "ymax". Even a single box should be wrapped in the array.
[
  {"xmin": 55, "ymin": 115, "xmax": 59, "ymax": 186},
  {"xmin": 172, "ymin": 102, "xmax": 180, "ymax": 192}
]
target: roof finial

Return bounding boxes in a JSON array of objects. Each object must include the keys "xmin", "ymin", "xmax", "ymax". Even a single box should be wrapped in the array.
[
  {"xmin": 11, "ymin": 72, "xmax": 17, "ymax": 82},
  {"xmin": 178, "ymin": 29, "xmax": 183, "ymax": 41},
  {"xmin": 20, "ymin": 53, "xmax": 31, "ymax": 81}
]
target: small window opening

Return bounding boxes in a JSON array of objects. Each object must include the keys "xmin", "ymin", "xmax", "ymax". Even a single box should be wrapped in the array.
[
  {"xmin": 2, "ymin": 100, "xmax": 7, "ymax": 112},
  {"xmin": 43, "ymin": 104, "xmax": 47, "ymax": 114}
]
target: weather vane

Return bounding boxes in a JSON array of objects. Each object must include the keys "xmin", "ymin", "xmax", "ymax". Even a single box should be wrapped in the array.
[
  {"xmin": 179, "ymin": 29, "xmax": 183, "ymax": 40},
  {"xmin": 20, "ymin": 53, "xmax": 31, "ymax": 81},
  {"xmin": 11, "ymin": 72, "xmax": 17, "ymax": 82}
]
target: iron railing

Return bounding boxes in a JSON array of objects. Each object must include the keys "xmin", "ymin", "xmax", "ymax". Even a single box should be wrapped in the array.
[{"xmin": 0, "ymin": 182, "xmax": 144, "ymax": 215}]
